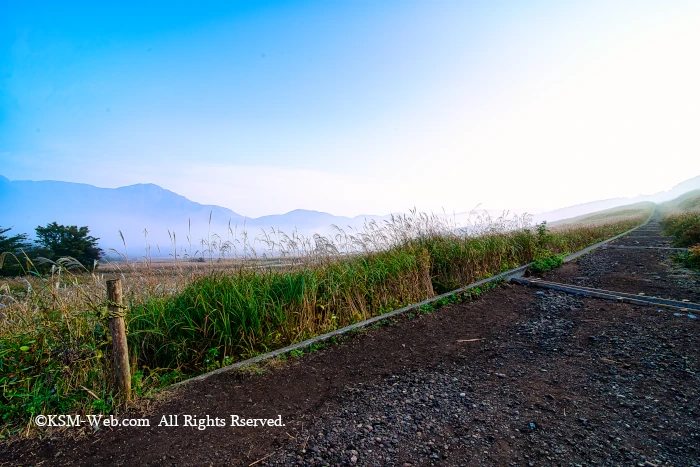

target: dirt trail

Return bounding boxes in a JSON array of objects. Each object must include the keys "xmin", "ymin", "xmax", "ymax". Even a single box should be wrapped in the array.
[{"xmin": 1, "ymin": 218, "xmax": 698, "ymax": 466}]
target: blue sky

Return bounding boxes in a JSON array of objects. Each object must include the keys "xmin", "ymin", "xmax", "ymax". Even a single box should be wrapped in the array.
[{"xmin": 2, "ymin": 0, "xmax": 699, "ymax": 216}]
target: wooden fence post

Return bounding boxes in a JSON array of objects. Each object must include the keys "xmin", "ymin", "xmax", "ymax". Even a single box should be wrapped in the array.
[{"xmin": 106, "ymin": 279, "xmax": 131, "ymax": 399}]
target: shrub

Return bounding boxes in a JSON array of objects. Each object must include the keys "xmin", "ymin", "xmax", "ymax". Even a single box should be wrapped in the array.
[
  {"xmin": 530, "ymin": 252, "xmax": 566, "ymax": 273},
  {"xmin": 674, "ymin": 245, "xmax": 700, "ymax": 270},
  {"xmin": 661, "ymin": 213, "xmax": 700, "ymax": 247}
]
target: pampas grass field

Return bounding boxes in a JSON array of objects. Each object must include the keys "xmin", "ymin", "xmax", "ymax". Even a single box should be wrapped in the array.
[{"xmin": 0, "ymin": 207, "xmax": 653, "ymax": 437}]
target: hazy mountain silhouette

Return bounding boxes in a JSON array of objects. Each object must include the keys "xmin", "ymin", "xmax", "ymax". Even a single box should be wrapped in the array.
[
  {"xmin": 0, "ymin": 175, "xmax": 381, "ymax": 257},
  {"xmin": 2, "ymin": 174, "xmax": 699, "ymax": 256}
]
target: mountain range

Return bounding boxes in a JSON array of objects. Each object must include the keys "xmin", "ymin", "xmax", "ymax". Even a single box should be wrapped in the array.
[
  {"xmin": 0, "ymin": 175, "xmax": 379, "ymax": 257},
  {"xmin": 1, "ymin": 174, "xmax": 699, "ymax": 257}
]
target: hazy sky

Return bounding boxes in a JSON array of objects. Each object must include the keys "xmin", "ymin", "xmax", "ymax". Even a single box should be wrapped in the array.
[{"xmin": 2, "ymin": 0, "xmax": 699, "ymax": 217}]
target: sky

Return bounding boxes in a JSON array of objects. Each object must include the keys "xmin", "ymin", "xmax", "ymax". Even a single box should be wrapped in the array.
[{"xmin": 1, "ymin": 0, "xmax": 699, "ymax": 217}]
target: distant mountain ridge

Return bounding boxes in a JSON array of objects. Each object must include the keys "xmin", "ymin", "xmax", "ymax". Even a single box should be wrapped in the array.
[
  {"xmin": 0, "ymin": 175, "xmax": 381, "ymax": 256},
  {"xmin": 1, "ymin": 174, "xmax": 699, "ymax": 256}
]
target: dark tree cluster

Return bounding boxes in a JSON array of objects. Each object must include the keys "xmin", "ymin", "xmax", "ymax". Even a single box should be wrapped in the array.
[{"xmin": 0, "ymin": 222, "xmax": 104, "ymax": 276}]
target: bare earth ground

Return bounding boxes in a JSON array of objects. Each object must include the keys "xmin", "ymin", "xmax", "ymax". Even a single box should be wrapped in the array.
[{"xmin": 1, "ymin": 220, "xmax": 698, "ymax": 466}]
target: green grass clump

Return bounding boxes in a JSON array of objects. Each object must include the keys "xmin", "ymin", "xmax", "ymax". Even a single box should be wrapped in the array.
[
  {"xmin": 659, "ymin": 191, "xmax": 700, "ymax": 270},
  {"xmin": 128, "ymin": 247, "xmax": 432, "ymax": 371},
  {"xmin": 530, "ymin": 252, "xmax": 566, "ymax": 273},
  {"xmin": 0, "ymin": 286, "xmax": 115, "ymax": 434},
  {"xmin": 685, "ymin": 245, "xmax": 700, "ymax": 269},
  {"xmin": 661, "ymin": 212, "xmax": 700, "ymax": 247},
  {"xmin": 662, "ymin": 211, "xmax": 700, "ymax": 270},
  {"xmin": 673, "ymin": 246, "xmax": 700, "ymax": 270}
]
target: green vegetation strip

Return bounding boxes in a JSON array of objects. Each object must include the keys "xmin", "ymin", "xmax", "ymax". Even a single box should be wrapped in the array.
[
  {"xmin": 173, "ymin": 263, "xmax": 531, "ymax": 387},
  {"xmin": 0, "ymin": 210, "xmax": 651, "ymax": 436},
  {"xmin": 176, "ymin": 217, "xmax": 649, "ymax": 387}
]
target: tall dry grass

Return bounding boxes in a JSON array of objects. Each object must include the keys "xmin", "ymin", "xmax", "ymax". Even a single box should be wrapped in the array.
[{"xmin": 0, "ymin": 207, "xmax": 652, "ymax": 437}]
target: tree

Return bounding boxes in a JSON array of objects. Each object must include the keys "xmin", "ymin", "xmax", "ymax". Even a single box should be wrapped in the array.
[
  {"xmin": 0, "ymin": 226, "xmax": 31, "ymax": 276},
  {"xmin": 35, "ymin": 222, "xmax": 104, "ymax": 269},
  {"xmin": 0, "ymin": 226, "xmax": 30, "ymax": 253}
]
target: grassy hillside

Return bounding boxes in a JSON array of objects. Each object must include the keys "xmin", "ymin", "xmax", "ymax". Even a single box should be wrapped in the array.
[
  {"xmin": 0, "ymin": 206, "xmax": 652, "ymax": 437},
  {"xmin": 550, "ymin": 202, "xmax": 655, "ymax": 227},
  {"xmin": 659, "ymin": 188, "xmax": 700, "ymax": 214}
]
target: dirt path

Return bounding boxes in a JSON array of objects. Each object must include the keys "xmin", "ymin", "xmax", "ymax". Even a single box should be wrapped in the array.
[{"xmin": 1, "ymin": 218, "xmax": 698, "ymax": 466}]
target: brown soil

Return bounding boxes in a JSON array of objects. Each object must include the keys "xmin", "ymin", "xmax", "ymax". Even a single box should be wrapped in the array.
[{"xmin": 1, "ymin": 219, "xmax": 698, "ymax": 466}]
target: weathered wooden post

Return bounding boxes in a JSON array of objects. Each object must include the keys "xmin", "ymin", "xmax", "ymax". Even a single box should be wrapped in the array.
[{"xmin": 106, "ymin": 279, "xmax": 131, "ymax": 399}]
